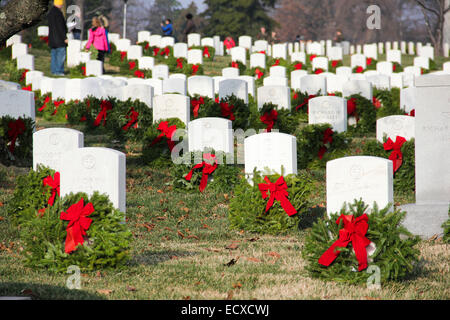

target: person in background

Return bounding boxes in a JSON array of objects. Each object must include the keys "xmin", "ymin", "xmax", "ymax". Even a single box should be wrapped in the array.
[
  {"xmin": 257, "ymin": 27, "xmax": 270, "ymax": 42},
  {"xmin": 84, "ymin": 17, "xmax": 109, "ymax": 72},
  {"xmin": 224, "ymin": 36, "xmax": 236, "ymax": 55},
  {"xmin": 70, "ymin": 10, "xmax": 82, "ymax": 40},
  {"xmin": 183, "ymin": 13, "xmax": 196, "ymax": 43},
  {"xmin": 48, "ymin": 0, "xmax": 68, "ymax": 76},
  {"xmin": 271, "ymin": 31, "xmax": 279, "ymax": 45},
  {"xmin": 98, "ymin": 14, "xmax": 111, "ymax": 53},
  {"xmin": 161, "ymin": 18, "xmax": 173, "ymax": 36},
  {"xmin": 334, "ymin": 29, "xmax": 344, "ymax": 43}
]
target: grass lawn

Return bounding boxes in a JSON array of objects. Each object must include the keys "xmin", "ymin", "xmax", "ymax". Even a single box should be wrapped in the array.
[{"xmin": 0, "ymin": 48, "xmax": 449, "ymax": 300}]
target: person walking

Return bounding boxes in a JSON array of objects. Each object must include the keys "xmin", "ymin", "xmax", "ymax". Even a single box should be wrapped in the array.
[
  {"xmin": 183, "ymin": 13, "xmax": 196, "ymax": 43},
  {"xmin": 48, "ymin": 0, "xmax": 68, "ymax": 76},
  {"xmin": 161, "ymin": 19, "xmax": 173, "ymax": 36},
  {"xmin": 84, "ymin": 17, "xmax": 109, "ymax": 71}
]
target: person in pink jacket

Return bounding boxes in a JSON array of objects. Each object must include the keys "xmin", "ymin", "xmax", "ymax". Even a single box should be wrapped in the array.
[{"xmin": 84, "ymin": 17, "xmax": 109, "ymax": 69}]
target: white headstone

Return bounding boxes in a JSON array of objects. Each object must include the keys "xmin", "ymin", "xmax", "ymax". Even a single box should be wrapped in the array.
[
  {"xmin": 222, "ymin": 67, "xmax": 240, "ymax": 78},
  {"xmin": 174, "ymin": 43, "xmax": 188, "ymax": 58},
  {"xmin": 138, "ymin": 56, "xmax": 154, "ymax": 70},
  {"xmin": 366, "ymin": 74, "xmax": 391, "ymax": 90},
  {"xmin": 152, "ymin": 64, "xmax": 169, "ymax": 80},
  {"xmin": 188, "ymin": 76, "xmax": 215, "ymax": 99},
  {"xmin": 343, "ymin": 80, "xmax": 373, "ymax": 100},
  {"xmin": 37, "ymin": 26, "xmax": 49, "ymax": 37},
  {"xmin": 187, "ymin": 49, "xmax": 203, "ymax": 65},
  {"xmin": 161, "ymin": 36, "xmax": 175, "ymax": 48},
  {"xmin": 85, "ymin": 60, "xmax": 103, "ymax": 76},
  {"xmin": 231, "ymin": 47, "xmax": 247, "ymax": 65},
  {"xmin": 300, "ymin": 75, "xmax": 327, "ymax": 95},
  {"xmin": 250, "ymin": 53, "xmax": 266, "ymax": 69},
  {"xmin": 0, "ymin": 90, "xmax": 35, "ymax": 120},
  {"xmin": 291, "ymin": 51, "xmax": 306, "ymax": 64},
  {"xmin": 387, "ymin": 49, "xmax": 402, "ymax": 64},
  {"xmin": 188, "ymin": 117, "xmax": 234, "ymax": 154},
  {"xmin": 163, "ymin": 78, "xmax": 187, "ymax": 95},
  {"xmin": 263, "ymin": 76, "xmax": 288, "ymax": 87},
  {"xmin": 327, "ymin": 156, "xmax": 393, "ymax": 215},
  {"xmin": 127, "ymin": 45, "xmax": 143, "ymax": 60},
  {"xmin": 272, "ymin": 44, "xmax": 287, "ymax": 60},
  {"xmin": 60, "ymin": 147, "xmax": 126, "ymax": 213},
  {"xmin": 377, "ymin": 61, "xmax": 394, "ymax": 75},
  {"xmin": 257, "ymin": 85, "xmax": 291, "ymax": 110},
  {"xmin": 153, "ymin": 94, "xmax": 190, "ymax": 125},
  {"xmin": 123, "ymin": 84, "xmax": 154, "ymax": 107},
  {"xmin": 33, "ymin": 128, "xmax": 84, "ymax": 171},
  {"xmin": 116, "ymin": 39, "xmax": 131, "ymax": 52},
  {"xmin": 137, "ymin": 31, "xmax": 151, "ymax": 43},
  {"xmin": 11, "ymin": 43, "xmax": 27, "ymax": 60},
  {"xmin": 376, "ymin": 115, "xmax": 415, "ymax": 142},
  {"xmin": 351, "ymin": 54, "xmax": 367, "ymax": 69},
  {"xmin": 309, "ymin": 96, "xmax": 348, "ymax": 132},
  {"xmin": 188, "ymin": 33, "xmax": 201, "ymax": 47},
  {"xmin": 16, "ymin": 54, "xmax": 34, "ymax": 70},
  {"xmin": 238, "ymin": 36, "xmax": 252, "ymax": 50},
  {"xmin": 218, "ymin": 79, "xmax": 248, "ymax": 103},
  {"xmin": 414, "ymin": 56, "xmax": 429, "ymax": 70},
  {"xmin": 244, "ymin": 132, "xmax": 297, "ymax": 176},
  {"xmin": 149, "ymin": 35, "xmax": 162, "ymax": 47}
]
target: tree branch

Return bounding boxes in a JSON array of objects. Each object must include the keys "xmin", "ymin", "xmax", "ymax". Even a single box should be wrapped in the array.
[
  {"xmin": 0, "ymin": 0, "xmax": 50, "ymax": 46},
  {"xmin": 414, "ymin": 0, "xmax": 441, "ymax": 17}
]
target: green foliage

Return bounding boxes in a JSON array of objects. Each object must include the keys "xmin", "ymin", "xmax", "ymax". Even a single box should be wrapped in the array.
[
  {"xmin": 20, "ymin": 191, "xmax": 132, "ymax": 273},
  {"xmin": 202, "ymin": 0, "xmax": 278, "ymax": 39},
  {"xmin": 0, "ymin": 116, "xmax": 34, "ymax": 167},
  {"xmin": 9, "ymin": 165, "xmax": 56, "ymax": 226},
  {"xmin": 249, "ymin": 102, "xmax": 300, "ymax": 135},
  {"xmin": 228, "ymin": 171, "xmax": 314, "ymax": 235},
  {"xmin": 374, "ymin": 88, "xmax": 403, "ymax": 118},
  {"xmin": 142, "ymin": 118, "xmax": 186, "ymax": 167},
  {"xmin": 362, "ymin": 138, "xmax": 415, "ymax": 193},
  {"xmin": 170, "ymin": 151, "xmax": 242, "ymax": 193},
  {"xmin": 68, "ymin": 63, "xmax": 86, "ymax": 78},
  {"xmin": 244, "ymin": 67, "xmax": 265, "ymax": 86},
  {"xmin": 443, "ymin": 208, "xmax": 450, "ymax": 243},
  {"xmin": 296, "ymin": 124, "xmax": 351, "ymax": 170},
  {"xmin": 346, "ymin": 94, "xmax": 377, "ymax": 136},
  {"xmin": 229, "ymin": 60, "xmax": 247, "ymax": 74},
  {"xmin": 303, "ymin": 200, "xmax": 421, "ymax": 284},
  {"xmin": 190, "ymin": 46, "xmax": 216, "ymax": 61}
]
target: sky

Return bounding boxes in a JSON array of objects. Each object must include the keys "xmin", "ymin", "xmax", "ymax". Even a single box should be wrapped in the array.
[{"xmin": 179, "ymin": 0, "xmax": 206, "ymax": 12}]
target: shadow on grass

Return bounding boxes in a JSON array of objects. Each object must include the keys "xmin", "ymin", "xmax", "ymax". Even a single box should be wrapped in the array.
[
  {"xmin": 298, "ymin": 206, "xmax": 327, "ymax": 231},
  {"xmin": 0, "ymin": 282, "xmax": 105, "ymax": 300},
  {"xmin": 131, "ymin": 250, "xmax": 198, "ymax": 266}
]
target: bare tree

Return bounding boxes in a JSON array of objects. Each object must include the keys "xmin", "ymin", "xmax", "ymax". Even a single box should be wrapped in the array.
[
  {"xmin": 0, "ymin": 0, "xmax": 50, "ymax": 46},
  {"xmin": 413, "ymin": 0, "xmax": 450, "ymax": 54}
]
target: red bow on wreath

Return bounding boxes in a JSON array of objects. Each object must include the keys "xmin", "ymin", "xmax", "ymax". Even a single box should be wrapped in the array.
[
  {"xmin": 22, "ymin": 86, "xmax": 32, "ymax": 91},
  {"xmin": 366, "ymin": 57, "xmax": 373, "ymax": 66},
  {"xmin": 145, "ymin": 43, "xmax": 150, "ymax": 50},
  {"xmin": 38, "ymin": 96, "xmax": 51, "ymax": 112},
  {"xmin": 314, "ymin": 68, "xmax": 324, "ymax": 75},
  {"xmin": 134, "ymin": 70, "xmax": 145, "ymax": 78},
  {"xmin": 122, "ymin": 107, "xmax": 139, "ymax": 131},
  {"xmin": 176, "ymin": 58, "xmax": 184, "ymax": 69},
  {"xmin": 51, "ymin": 100, "xmax": 65, "ymax": 116},
  {"xmin": 120, "ymin": 51, "xmax": 127, "ymax": 61},
  {"xmin": 231, "ymin": 61, "xmax": 239, "ymax": 68},
  {"xmin": 406, "ymin": 109, "xmax": 415, "ymax": 117},
  {"xmin": 355, "ymin": 66, "xmax": 364, "ymax": 73},
  {"xmin": 309, "ymin": 54, "xmax": 317, "ymax": 62},
  {"xmin": 94, "ymin": 100, "xmax": 113, "ymax": 127},
  {"xmin": 372, "ymin": 97, "xmax": 382, "ymax": 109},
  {"xmin": 81, "ymin": 66, "xmax": 86, "ymax": 76},
  {"xmin": 19, "ymin": 69, "xmax": 29, "ymax": 83},
  {"xmin": 150, "ymin": 121, "xmax": 177, "ymax": 151},
  {"xmin": 203, "ymin": 47, "xmax": 210, "ymax": 58},
  {"xmin": 258, "ymin": 176, "xmax": 297, "ymax": 217},
  {"xmin": 347, "ymin": 98, "xmax": 357, "ymax": 117},
  {"xmin": 318, "ymin": 128, "xmax": 334, "ymax": 160},
  {"xmin": 160, "ymin": 47, "xmax": 170, "ymax": 57},
  {"xmin": 296, "ymin": 95, "xmax": 316, "ymax": 111},
  {"xmin": 260, "ymin": 109, "xmax": 278, "ymax": 132},
  {"xmin": 294, "ymin": 63, "xmax": 303, "ymax": 70},
  {"xmin": 319, "ymin": 214, "xmax": 371, "ymax": 271},
  {"xmin": 7, "ymin": 118, "xmax": 25, "ymax": 153},
  {"xmin": 40, "ymin": 36, "xmax": 49, "ymax": 44},
  {"xmin": 192, "ymin": 65, "xmax": 199, "ymax": 75},
  {"xmin": 129, "ymin": 61, "xmax": 136, "ymax": 70},
  {"xmin": 383, "ymin": 136, "xmax": 407, "ymax": 173},
  {"xmin": 60, "ymin": 198, "xmax": 94, "ymax": 254},
  {"xmin": 43, "ymin": 172, "xmax": 60, "ymax": 206},
  {"xmin": 153, "ymin": 47, "xmax": 160, "ymax": 56},
  {"xmin": 220, "ymin": 102, "xmax": 235, "ymax": 121},
  {"xmin": 255, "ymin": 68, "xmax": 264, "ymax": 79},
  {"xmin": 259, "ymin": 51, "xmax": 266, "ymax": 54},
  {"xmin": 191, "ymin": 97, "xmax": 205, "ymax": 118},
  {"xmin": 331, "ymin": 60, "xmax": 339, "ymax": 68},
  {"xmin": 184, "ymin": 154, "xmax": 218, "ymax": 192},
  {"xmin": 272, "ymin": 59, "xmax": 280, "ymax": 66}
]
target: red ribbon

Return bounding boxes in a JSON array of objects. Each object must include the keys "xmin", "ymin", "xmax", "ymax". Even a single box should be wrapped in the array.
[
  {"xmin": 318, "ymin": 214, "xmax": 371, "ymax": 271},
  {"xmin": 191, "ymin": 97, "xmax": 205, "ymax": 118},
  {"xmin": 383, "ymin": 136, "xmax": 406, "ymax": 172},
  {"xmin": 129, "ymin": 61, "xmax": 136, "ymax": 70},
  {"xmin": 120, "ymin": 51, "xmax": 127, "ymax": 61},
  {"xmin": 19, "ymin": 69, "xmax": 29, "ymax": 82},
  {"xmin": 184, "ymin": 154, "xmax": 218, "ymax": 192},
  {"xmin": 145, "ymin": 43, "xmax": 150, "ymax": 50},
  {"xmin": 331, "ymin": 60, "xmax": 339, "ymax": 68},
  {"xmin": 272, "ymin": 59, "xmax": 280, "ymax": 66},
  {"xmin": 294, "ymin": 63, "xmax": 303, "ymax": 70},
  {"xmin": 38, "ymin": 96, "xmax": 51, "ymax": 112},
  {"xmin": 134, "ymin": 70, "xmax": 145, "ymax": 78},
  {"xmin": 309, "ymin": 54, "xmax": 317, "ymax": 62},
  {"xmin": 260, "ymin": 109, "xmax": 278, "ymax": 132},
  {"xmin": 366, "ymin": 57, "xmax": 373, "ymax": 66},
  {"xmin": 122, "ymin": 107, "xmax": 139, "ymax": 131},
  {"xmin": 51, "ymin": 100, "xmax": 65, "ymax": 116},
  {"xmin": 40, "ymin": 36, "xmax": 49, "ymax": 44},
  {"xmin": 372, "ymin": 97, "xmax": 382, "ymax": 109},
  {"xmin": 296, "ymin": 95, "xmax": 316, "ymax": 111},
  {"xmin": 258, "ymin": 176, "xmax": 297, "ymax": 217},
  {"xmin": 153, "ymin": 47, "xmax": 160, "ymax": 56},
  {"xmin": 259, "ymin": 51, "xmax": 266, "ymax": 54},
  {"xmin": 160, "ymin": 47, "xmax": 170, "ymax": 57},
  {"xmin": 347, "ymin": 98, "xmax": 357, "ymax": 116},
  {"xmin": 203, "ymin": 46, "xmax": 210, "ymax": 58},
  {"xmin": 318, "ymin": 128, "xmax": 334, "ymax": 159},
  {"xmin": 22, "ymin": 86, "xmax": 32, "ymax": 91},
  {"xmin": 176, "ymin": 58, "xmax": 184, "ymax": 69},
  {"xmin": 220, "ymin": 102, "xmax": 235, "ymax": 121},
  {"xmin": 7, "ymin": 118, "xmax": 25, "ymax": 153},
  {"xmin": 192, "ymin": 64, "xmax": 199, "ymax": 75},
  {"xmin": 43, "ymin": 172, "xmax": 60, "ymax": 206},
  {"xmin": 231, "ymin": 61, "xmax": 239, "ymax": 68},
  {"xmin": 150, "ymin": 121, "xmax": 177, "ymax": 151},
  {"xmin": 355, "ymin": 66, "xmax": 364, "ymax": 73},
  {"xmin": 60, "ymin": 198, "xmax": 94, "ymax": 254},
  {"xmin": 406, "ymin": 109, "xmax": 415, "ymax": 117},
  {"xmin": 255, "ymin": 68, "xmax": 264, "ymax": 79},
  {"xmin": 81, "ymin": 66, "xmax": 86, "ymax": 76},
  {"xmin": 314, "ymin": 68, "xmax": 324, "ymax": 74},
  {"xmin": 94, "ymin": 100, "xmax": 113, "ymax": 127}
]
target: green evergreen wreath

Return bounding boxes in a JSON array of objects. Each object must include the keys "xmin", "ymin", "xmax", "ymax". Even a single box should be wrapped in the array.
[
  {"xmin": 442, "ymin": 208, "xmax": 449, "ymax": 243},
  {"xmin": 302, "ymin": 200, "xmax": 420, "ymax": 285},
  {"xmin": 249, "ymin": 102, "xmax": 300, "ymax": 135},
  {"xmin": 362, "ymin": 138, "xmax": 415, "ymax": 193},
  {"xmin": 142, "ymin": 118, "xmax": 186, "ymax": 167},
  {"xmin": 346, "ymin": 94, "xmax": 377, "ymax": 136},
  {"xmin": 229, "ymin": 60, "xmax": 247, "ymax": 74},
  {"xmin": 244, "ymin": 67, "xmax": 265, "ymax": 86},
  {"xmin": 0, "ymin": 116, "xmax": 34, "ymax": 167},
  {"xmin": 170, "ymin": 151, "xmax": 242, "ymax": 193},
  {"xmin": 228, "ymin": 171, "xmax": 314, "ymax": 235},
  {"xmin": 20, "ymin": 191, "xmax": 132, "ymax": 273},
  {"xmin": 8, "ymin": 165, "xmax": 56, "ymax": 226},
  {"xmin": 296, "ymin": 124, "xmax": 351, "ymax": 170},
  {"xmin": 374, "ymin": 88, "xmax": 403, "ymax": 119}
]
